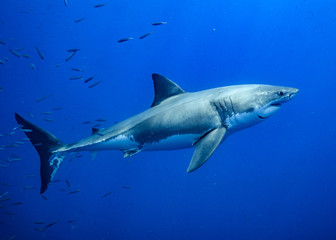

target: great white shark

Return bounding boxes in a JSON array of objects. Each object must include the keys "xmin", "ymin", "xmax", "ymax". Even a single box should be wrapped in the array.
[{"xmin": 15, "ymin": 73, "xmax": 299, "ymax": 193}]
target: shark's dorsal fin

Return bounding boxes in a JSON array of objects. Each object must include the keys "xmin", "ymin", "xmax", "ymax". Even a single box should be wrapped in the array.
[
  {"xmin": 91, "ymin": 127, "xmax": 100, "ymax": 135},
  {"xmin": 151, "ymin": 73, "xmax": 186, "ymax": 107}
]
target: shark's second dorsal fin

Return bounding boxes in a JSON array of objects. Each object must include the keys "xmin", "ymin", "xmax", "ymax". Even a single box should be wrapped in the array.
[{"xmin": 151, "ymin": 73, "xmax": 186, "ymax": 107}]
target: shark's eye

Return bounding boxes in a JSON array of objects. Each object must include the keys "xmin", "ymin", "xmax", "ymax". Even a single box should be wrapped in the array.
[{"xmin": 279, "ymin": 91, "xmax": 284, "ymax": 96}]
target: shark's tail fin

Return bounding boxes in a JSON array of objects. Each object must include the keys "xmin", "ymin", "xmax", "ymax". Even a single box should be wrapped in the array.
[{"xmin": 15, "ymin": 113, "xmax": 66, "ymax": 194}]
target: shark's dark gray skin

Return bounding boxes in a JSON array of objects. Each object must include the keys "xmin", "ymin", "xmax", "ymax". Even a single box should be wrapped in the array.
[{"xmin": 15, "ymin": 73, "xmax": 299, "ymax": 193}]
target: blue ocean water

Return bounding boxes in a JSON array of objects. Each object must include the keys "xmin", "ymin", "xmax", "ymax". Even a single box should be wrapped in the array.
[{"xmin": 1, "ymin": 0, "xmax": 336, "ymax": 239}]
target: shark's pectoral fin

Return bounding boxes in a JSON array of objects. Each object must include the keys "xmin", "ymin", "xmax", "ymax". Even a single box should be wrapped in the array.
[
  {"xmin": 187, "ymin": 127, "xmax": 227, "ymax": 173},
  {"xmin": 123, "ymin": 148, "xmax": 142, "ymax": 158}
]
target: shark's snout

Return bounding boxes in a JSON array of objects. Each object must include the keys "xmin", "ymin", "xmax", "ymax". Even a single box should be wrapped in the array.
[{"xmin": 289, "ymin": 88, "xmax": 299, "ymax": 99}]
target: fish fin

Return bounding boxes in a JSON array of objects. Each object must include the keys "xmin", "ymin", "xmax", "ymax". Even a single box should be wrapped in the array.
[
  {"xmin": 187, "ymin": 127, "xmax": 226, "ymax": 173},
  {"xmin": 90, "ymin": 151, "xmax": 98, "ymax": 160},
  {"xmin": 91, "ymin": 127, "xmax": 100, "ymax": 135},
  {"xmin": 15, "ymin": 113, "xmax": 66, "ymax": 194},
  {"xmin": 123, "ymin": 148, "xmax": 141, "ymax": 158},
  {"xmin": 151, "ymin": 73, "xmax": 186, "ymax": 107}
]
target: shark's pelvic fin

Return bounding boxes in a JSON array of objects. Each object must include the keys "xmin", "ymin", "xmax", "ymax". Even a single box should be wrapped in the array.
[
  {"xmin": 123, "ymin": 148, "xmax": 142, "ymax": 158},
  {"xmin": 187, "ymin": 127, "xmax": 227, "ymax": 173},
  {"xmin": 151, "ymin": 73, "xmax": 186, "ymax": 107},
  {"xmin": 15, "ymin": 113, "xmax": 66, "ymax": 194}
]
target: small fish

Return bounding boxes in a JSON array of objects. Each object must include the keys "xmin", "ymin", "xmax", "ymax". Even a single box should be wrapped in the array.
[
  {"xmin": 42, "ymin": 195, "xmax": 48, "ymax": 200},
  {"xmin": 29, "ymin": 63, "xmax": 35, "ymax": 70},
  {"xmin": 102, "ymin": 191, "xmax": 112, "ymax": 198},
  {"xmin": 69, "ymin": 190, "xmax": 80, "ymax": 194},
  {"xmin": 0, "ymin": 197, "xmax": 11, "ymax": 202},
  {"xmin": 33, "ymin": 221, "xmax": 45, "ymax": 224},
  {"xmin": 4, "ymin": 211, "xmax": 14, "ymax": 215},
  {"xmin": 33, "ymin": 143, "xmax": 42, "ymax": 146},
  {"xmin": 74, "ymin": 18, "xmax": 85, "ymax": 23},
  {"xmin": 23, "ymin": 186, "xmax": 34, "ymax": 190},
  {"xmin": 66, "ymin": 219, "xmax": 76, "ymax": 223},
  {"xmin": 65, "ymin": 51, "xmax": 77, "ymax": 62},
  {"xmin": 7, "ymin": 235, "xmax": 16, "ymax": 240},
  {"xmin": 139, "ymin": 32, "xmax": 153, "ymax": 39},
  {"xmin": 84, "ymin": 76, "xmax": 95, "ymax": 83},
  {"xmin": 121, "ymin": 186, "xmax": 131, "ymax": 189},
  {"xmin": 71, "ymin": 68, "xmax": 82, "ymax": 72},
  {"xmin": 88, "ymin": 80, "xmax": 103, "ymax": 88},
  {"xmin": 33, "ymin": 227, "xmax": 45, "ymax": 232},
  {"xmin": 69, "ymin": 76, "xmax": 83, "ymax": 80},
  {"xmin": 35, "ymin": 47, "xmax": 44, "ymax": 60},
  {"xmin": 53, "ymin": 179, "xmax": 61, "ymax": 183},
  {"xmin": 43, "ymin": 119, "xmax": 54, "ymax": 122},
  {"xmin": 0, "ymin": 60, "xmax": 4, "ymax": 65},
  {"xmin": 11, "ymin": 201, "xmax": 23, "ymax": 205},
  {"xmin": 22, "ymin": 174, "xmax": 35, "ymax": 178},
  {"xmin": 22, "ymin": 54, "xmax": 31, "ymax": 59},
  {"xmin": 8, "ymin": 157, "xmax": 22, "ymax": 162},
  {"xmin": 45, "ymin": 221, "xmax": 57, "ymax": 229},
  {"xmin": 64, "ymin": 0, "xmax": 67, "ymax": 7},
  {"xmin": 41, "ymin": 111, "xmax": 52, "ymax": 115},
  {"xmin": 65, "ymin": 179, "xmax": 71, "ymax": 191},
  {"xmin": 15, "ymin": 141, "xmax": 25, "ymax": 145},
  {"xmin": 4, "ymin": 57, "xmax": 8, "ymax": 61},
  {"xmin": 0, "ymin": 191, "xmax": 8, "ymax": 199},
  {"xmin": 94, "ymin": 4, "xmax": 105, "ymax": 8},
  {"xmin": 9, "ymin": 49, "xmax": 21, "ymax": 57},
  {"xmin": 117, "ymin": 38, "xmax": 134, "ymax": 43},
  {"xmin": 152, "ymin": 22, "xmax": 167, "ymax": 26},
  {"xmin": 82, "ymin": 121, "xmax": 90, "ymax": 124},
  {"xmin": 35, "ymin": 95, "xmax": 49, "ymax": 103},
  {"xmin": 95, "ymin": 118, "xmax": 106, "ymax": 122},
  {"xmin": 67, "ymin": 49, "xmax": 80, "ymax": 53},
  {"xmin": 92, "ymin": 123, "xmax": 102, "ymax": 128},
  {"xmin": 20, "ymin": 128, "xmax": 32, "ymax": 132},
  {"xmin": 0, "ymin": 40, "xmax": 5, "ymax": 45},
  {"xmin": 15, "ymin": 47, "xmax": 24, "ymax": 52},
  {"xmin": 53, "ymin": 107, "xmax": 63, "ymax": 110}
]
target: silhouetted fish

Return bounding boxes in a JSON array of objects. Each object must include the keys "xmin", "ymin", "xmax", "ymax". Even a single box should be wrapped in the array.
[
  {"xmin": 139, "ymin": 32, "xmax": 153, "ymax": 39},
  {"xmin": 102, "ymin": 191, "xmax": 112, "ymax": 198},
  {"xmin": 35, "ymin": 47, "xmax": 44, "ymax": 60},
  {"xmin": 117, "ymin": 38, "xmax": 133, "ymax": 43},
  {"xmin": 74, "ymin": 18, "xmax": 85, "ymax": 23},
  {"xmin": 45, "ymin": 221, "xmax": 57, "ymax": 229},
  {"xmin": 152, "ymin": 22, "xmax": 167, "ymax": 26},
  {"xmin": 9, "ymin": 49, "xmax": 21, "ymax": 57},
  {"xmin": 84, "ymin": 76, "xmax": 95, "ymax": 83},
  {"xmin": 88, "ymin": 80, "xmax": 103, "ymax": 88},
  {"xmin": 94, "ymin": 4, "xmax": 105, "ymax": 8},
  {"xmin": 35, "ymin": 96, "xmax": 49, "ymax": 103},
  {"xmin": 69, "ymin": 190, "xmax": 80, "ymax": 194}
]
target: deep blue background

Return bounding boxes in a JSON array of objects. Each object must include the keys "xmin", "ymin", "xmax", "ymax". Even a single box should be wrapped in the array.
[{"xmin": 1, "ymin": 0, "xmax": 336, "ymax": 239}]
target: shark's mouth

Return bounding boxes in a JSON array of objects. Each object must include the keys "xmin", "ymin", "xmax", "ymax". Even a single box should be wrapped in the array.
[{"xmin": 258, "ymin": 103, "xmax": 282, "ymax": 119}]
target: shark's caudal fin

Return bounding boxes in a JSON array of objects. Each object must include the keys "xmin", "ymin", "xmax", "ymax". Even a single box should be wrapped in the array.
[{"xmin": 15, "ymin": 113, "xmax": 66, "ymax": 194}]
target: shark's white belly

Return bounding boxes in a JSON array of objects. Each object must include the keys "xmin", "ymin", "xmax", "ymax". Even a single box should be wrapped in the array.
[
  {"xmin": 142, "ymin": 133, "xmax": 202, "ymax": 151},
  {"xmin": 80, "ymin": 133, "xmax": 202, "ymax": 152}
]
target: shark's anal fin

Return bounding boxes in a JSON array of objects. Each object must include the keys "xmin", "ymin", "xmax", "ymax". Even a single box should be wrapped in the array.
[
  {"xmin": 187, "ymin": 127, "xmax": 227, "ymax": 173},
  {"xmin": 123, "ymin": 148, "xmax": 141, "ymax": 158}
]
